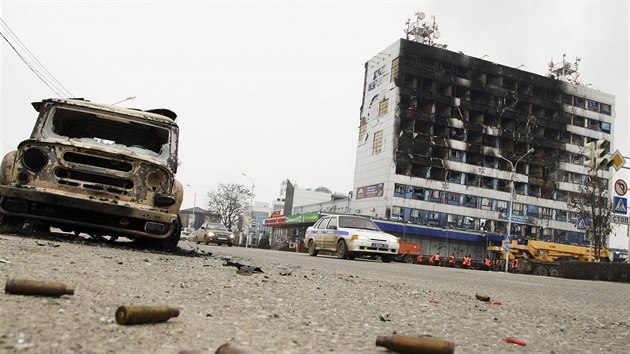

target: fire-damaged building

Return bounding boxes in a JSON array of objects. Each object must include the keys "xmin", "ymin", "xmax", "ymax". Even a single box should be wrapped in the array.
[
  {"xmin": 289, "ymin": 34, "xmax": 615, "ymax": 258},
  {"xmin": 351, "ymin": 37, "xmax": 614, "ymax": 247}
]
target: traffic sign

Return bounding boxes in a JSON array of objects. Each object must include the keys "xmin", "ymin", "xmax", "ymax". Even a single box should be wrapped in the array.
[
  {"xmin": 576, "ymin": 217, "xmax": 588, "ymax": 230},
  {"xmin": 613, "ymin": 197, "xmax": 627, "ymax": 215},
  {"xmin": 504, "ymin": 244, "xmax": 510, "ymax": 253},
  {"xmin": 610, "ymin": 150, "xmax": 626, "ymax": 171},
  {"xmin": 614, "ymin": 179, "xmax": 628, "ymax": 196},
  {"xmin": 247, "ymin": 216, "xmax": 253, "ymax": 223},
  {"xmin": 612, "ymin": 215, "xmax": 630, "ymax": 225}
]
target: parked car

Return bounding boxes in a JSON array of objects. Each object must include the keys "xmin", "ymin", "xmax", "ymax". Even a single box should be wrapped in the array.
[
  {"xmin": 194, "ymin": 221, "xmax": 234, "ymax": 246},
  {"xmin": 0, "ymin": 98, "xmax": 183, "ymax": 250},
  {"xmin": 304, "ymin": 215, "xmax": 399, "ymax": 262}
]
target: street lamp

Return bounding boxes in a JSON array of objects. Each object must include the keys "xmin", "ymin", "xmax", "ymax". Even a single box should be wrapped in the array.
[
  {"xmin": 186, "ymin": 184, "xmax": 197, "ymax": 229},
  {"xmin": 242, "ymin": 173, "xmax": 255, "ymax": 248},
  {"xmin": 499, "ymin": 148, "xmax": 534, "ymax": 273}
]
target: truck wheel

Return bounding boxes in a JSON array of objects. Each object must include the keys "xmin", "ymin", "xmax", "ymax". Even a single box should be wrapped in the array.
[
  {"xmin": 308, "ymin": 240, "xmax": 318, "ymax": 256},
  {"xmin": 404, "ymin": 255, "xmax": 414, "ymax": 264},
  {"xmin": 549, "ymin": 267, "xmax": 559, "ymax": 277},
  {"xmin": 381, "ymin": 255, "xmax": 393, "ymax": 263},
  {"xmin": 157, "ymin": 216, "xmax": 181, "ymax": 251},
  {"xmin": 336, "ymin": 240, "xmax": 349, "ymax": 259},
  {"xmin": 535, "ymin": 266, "xmax": 548, "ymax": 276}
]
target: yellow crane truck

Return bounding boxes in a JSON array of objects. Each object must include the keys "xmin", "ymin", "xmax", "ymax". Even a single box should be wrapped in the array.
[{"xmin": 487, "ymin": 239, "xmax": 611, "ymax": 277}]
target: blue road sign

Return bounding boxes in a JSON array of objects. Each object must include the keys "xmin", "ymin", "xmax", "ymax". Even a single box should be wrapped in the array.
[
  {"xmin": 576, "ymin": 217, "xmax": 588, "ymax": 230},
  {"xmin": 613, "ymin": 196, "xmax": 627, "ymax": 215},
  {"xmin": 504, "ymin": 244, "xmax": 510, "ymax": 253}
]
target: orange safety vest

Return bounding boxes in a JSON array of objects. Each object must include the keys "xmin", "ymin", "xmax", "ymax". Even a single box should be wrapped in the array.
[
  {"xmin": 449, "ymin": 255, "xmax": 455, "ymax": 263},
  {"xmin": 512, "ymin": 259, "xmax": 519, "ymax": 269},
  {"xmin": 435, "ymin": 254, "xmax": 441, "ymax": 261},
  {"xmin": 484, "ymin": 258, "xmax": 491, "ymax": 267},
  {"xmin": 429, "ymin": 256, "xmax": 435, "ymax": 263}
]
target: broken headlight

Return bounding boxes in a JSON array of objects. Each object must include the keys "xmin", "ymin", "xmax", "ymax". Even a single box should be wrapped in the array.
[{"xmin": 22, "ymin": 148, "xmax": 48, "ymax": 172}]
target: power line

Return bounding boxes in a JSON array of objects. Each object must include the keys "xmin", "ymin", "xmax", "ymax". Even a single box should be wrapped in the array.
[
  {"xmin": 0, "ymin": 18, "xmax": 73, "ymax": 97},
  {"xmin": 0, "ymin": 18, "xmax": 74, "ymax": 97}
]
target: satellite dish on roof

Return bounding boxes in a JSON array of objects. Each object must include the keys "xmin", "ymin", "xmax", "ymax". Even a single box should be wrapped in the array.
[
  {"xmin": 418, "ymin": 12, "xmax": 425, "ymax": 20},
  {"xmin": 433, "ymin": 31, "xmax": 441, "ymax": 39}
]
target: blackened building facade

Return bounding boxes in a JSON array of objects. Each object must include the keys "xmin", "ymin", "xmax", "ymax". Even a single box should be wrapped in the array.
[{"xmin": 352, "ymin": 39, "xmax": 615, "ymax": 245}]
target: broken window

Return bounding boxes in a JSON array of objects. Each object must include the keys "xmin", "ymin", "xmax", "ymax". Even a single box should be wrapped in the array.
[
  {"xmin": 372, "ymin": 130, "xmax": 383, "ymax": 155},
  {"xmin": 496, "ymin": 200, "xmax": 508, "ymax": 213},
  {"xmin": 410, "ymin": 209, "xmax": 421, "ymax": 223},
  {"xmin": 481, "ymin": 198, "xmax": 493, "ymax": 210},
  {"xmin": 394, "ymin": 184, "xmax": 406, "ymax": 198},
  {"xmin": 45, "ymin": 107, "xmax": 170, "ymax": 157},
  {"xmin": 391, "ymin": 206, "xmax": 403, "ymax": 221},
  {"xmin": 412, "ymin": 187, "xmax": 425, "ymax": 200},
  {"xmin": 447, "ymin": 192, "xmax": 459, "ymax": 205},
  {"xmin": 464, "ymin": 195, "xmax": 477, "ymax": 208}
]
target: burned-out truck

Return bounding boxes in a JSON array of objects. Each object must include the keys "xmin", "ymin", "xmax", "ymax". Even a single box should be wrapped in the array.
[{"xmin": 0, "ymin": 98, "xmax": 184, "ymax": 250}]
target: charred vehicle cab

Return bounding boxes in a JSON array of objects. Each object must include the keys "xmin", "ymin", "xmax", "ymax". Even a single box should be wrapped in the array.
[{"xmin": 0, "ymin": 98, "xmax": 184, "ymax": 250}]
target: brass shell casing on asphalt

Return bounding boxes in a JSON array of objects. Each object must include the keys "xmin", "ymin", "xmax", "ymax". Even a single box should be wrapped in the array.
[
  {"xmin": 4, "ymin": 278, "xmax": 75, "ymax": 297},
  {"xmin": 375, "ymin": 335, "xmax": 455, "ymax": 354},
  {"xmin": 115, "ymin": 305, "xmax": 180, "ymax": 325},
  {"xmin": 475, "ymin": 293, "xmax": 491, "ymax": 302}
]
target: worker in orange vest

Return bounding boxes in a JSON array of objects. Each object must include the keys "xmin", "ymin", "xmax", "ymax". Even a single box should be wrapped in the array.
[
  {"xmin": 429, "ymin": 255, "xmax": 434, "ymax": 265},
  {"xmin": 448, "ymin": 254, "xmax": 455, "ymax": 267},
  {"xmin": 484, "ymin": 256, "xmax": 491, "ymax": 270},
  {"xmin": 511, "ymin": 258, "xmax": 519, "ymax": 273},
  {"xmin": 464, "ymin": 255, "xmax": 471, "ymax": 269},
  {"xmin": 434, "ymin": 252, "xmax": 441, "ymax": 266}
]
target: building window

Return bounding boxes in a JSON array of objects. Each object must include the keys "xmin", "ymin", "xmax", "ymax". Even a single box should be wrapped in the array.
[
  {"xmin": 481, "ymin": 198, "xmax": 493, "ymax": 210},
  {"xmin": 391, "ymin": 206, "xmax": 403, "ymax": 221},
  {"xmin": 394, "ymin": 184, "xmax": 406, "ymax": 198},
  {"xmin": 358, "ymin": 118, "xmax": 367, "ymax": 143},
  {"xmin": 391, "ymin": 58, "xmax": 399, "ymax": 83},
  {"xmin": 372, "ymin": 130, "xmax": 383, "ymax": 155},
  {"xmin": 379, "ymin": 99, "xmax": 389, "ymax": 117}
]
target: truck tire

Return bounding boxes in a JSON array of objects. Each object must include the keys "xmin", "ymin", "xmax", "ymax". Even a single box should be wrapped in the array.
[
  {"xmin": 549, "ymin": 267, "xmax": 559, "ymax": 277},
  {"xmin": 308, "ymin": 240, "xmax": 318, "ymax": 256},
  {"xmin": 157, "ymin": 216, "xmax": 181, "ymax": 251},
  {"xmin": 336, "ymin": 240, "xmax": 349, "ymax": 259},
  {"xmin": 381, "ymin": 255, "xmax": 393, "ymax": 263},
  {"xmin": 535, "ymin": 266, "xmax": 549, "ymax": 276},
  {"xmin": 403, "ymin": 255, "xmax": 414, "ymax": 264}
]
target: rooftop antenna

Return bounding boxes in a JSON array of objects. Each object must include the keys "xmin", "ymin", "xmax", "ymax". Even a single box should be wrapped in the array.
[
  {"xmin": 404, "ymin": 11, "xmax": 446, "ymax": 49},
  {"xmin": 548, "ymin": 54, "xmax": 581, "ymax": 85}
]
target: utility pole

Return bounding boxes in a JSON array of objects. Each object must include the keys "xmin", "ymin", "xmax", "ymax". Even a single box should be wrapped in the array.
[
  {"xmin": 242, "ymin": 173, "xmax": 255, "ymax": 248},
  {"xmin": 186, "ymin": 184, "xmax": 197, "ymax": 229}
]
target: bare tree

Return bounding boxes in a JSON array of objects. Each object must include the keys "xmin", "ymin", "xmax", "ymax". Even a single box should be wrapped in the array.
[
  {"xmin": 568, "ymin": 171, "xmax": 613, "ymax": 259},
  {"xmin": 206, "ymin": 183, "xmax": 253, "ymax": 233}
]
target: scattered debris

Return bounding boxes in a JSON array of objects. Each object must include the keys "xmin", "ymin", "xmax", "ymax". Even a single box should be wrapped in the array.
[
  {"xmin": 504, "ymin": 337, "xmax": 527, "ymax": 346},
  {"xmin": 484, "ymin": 301, "xmax": 502, "ymax": 305},
  {"xmin": 475, "ymin": 293, "xmax": 491, "ymax": 302},
  {"xmin": 379, "ymin": 313, "xmax": 391, "ymax": 322},
  {"xmin": 375, "ymin": 335, "xmax": 455, "ymax": 354},
  {"xmin": 5, "ymin": 278, "xmax": 74, "ymax": 297},
  {"xmin": 0, "ymin": 259, "xmax": 10, "ymax": 264},
  {"xmin": 115, "ymin": 305, "xmax": 180, "ymax": 325},
  {"xmin": 223, "ymin": 261, "xmax": 264, "ymax": 273},
  {"xmin": 215, "ymin": 342, "xmax": 260, "ymax": 354},
  {"xmin": 429, "ymin": 300, "xmax": 440, "ymax": 304},
  {"xmin": 279, "ymin": 270, "xmax": 292, "ymax": 276}
]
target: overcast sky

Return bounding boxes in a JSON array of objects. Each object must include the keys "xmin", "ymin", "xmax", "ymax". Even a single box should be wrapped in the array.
[{"xmin": 1, "ymin": 1, "xmax": 628, "ymax": 245}]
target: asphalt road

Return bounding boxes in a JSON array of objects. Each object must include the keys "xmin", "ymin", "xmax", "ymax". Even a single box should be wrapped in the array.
[{"xmin": 1, "ymin": 234, "xmax": 629, "ymax": 354}]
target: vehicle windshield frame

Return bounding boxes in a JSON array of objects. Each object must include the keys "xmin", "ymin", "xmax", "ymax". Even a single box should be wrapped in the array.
[
  {"xmin": 38, "ymin": 105, "xmax": 175, "ymax": 164},
  {"xmin": 338, "ymin": 216, "xmax": 381, "ymax": 231},
  {"xmin": 205, "ymin": 222, "xmax": 228, "ymax": 231}
]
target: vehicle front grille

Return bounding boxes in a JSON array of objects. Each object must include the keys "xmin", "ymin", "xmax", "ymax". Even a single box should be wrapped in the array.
[
  {"xmin": 55, "ymin": 168, "xmax": 134, "ymax": 191},
  {"xmin": 64, "ymin": 152, "xmax": 132, "ymax": 172}
]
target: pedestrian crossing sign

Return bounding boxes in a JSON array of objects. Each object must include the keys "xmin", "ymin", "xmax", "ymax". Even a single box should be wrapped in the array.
[
  {"xmin": 613, "ymin": 197, "xmax": 627, "ymax": 215},
  {"xmin": 576, "ymin": 217, "xmax": 588, "ymax": 230}
]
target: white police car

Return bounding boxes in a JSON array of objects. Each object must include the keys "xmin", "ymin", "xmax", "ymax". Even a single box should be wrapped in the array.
[{"xmin": 305, "ymin": 215, "xmax": 399, "ymax": 262}]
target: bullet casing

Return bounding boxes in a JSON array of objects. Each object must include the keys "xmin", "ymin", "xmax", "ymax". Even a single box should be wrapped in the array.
[
  {"xmin": 475, "ymin": 293, "xmax": 491, "ymax": 302},
  {"xmin": 375, "ymin": 335, "xmax": 455, "ymax": 354},
  {"xmin": 115, "ymin": 305, "xmax": 180, "ymax": 325},
  {"xmin": 5, "ymin": 278, "xmax": 74, "ymax": 297}
]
